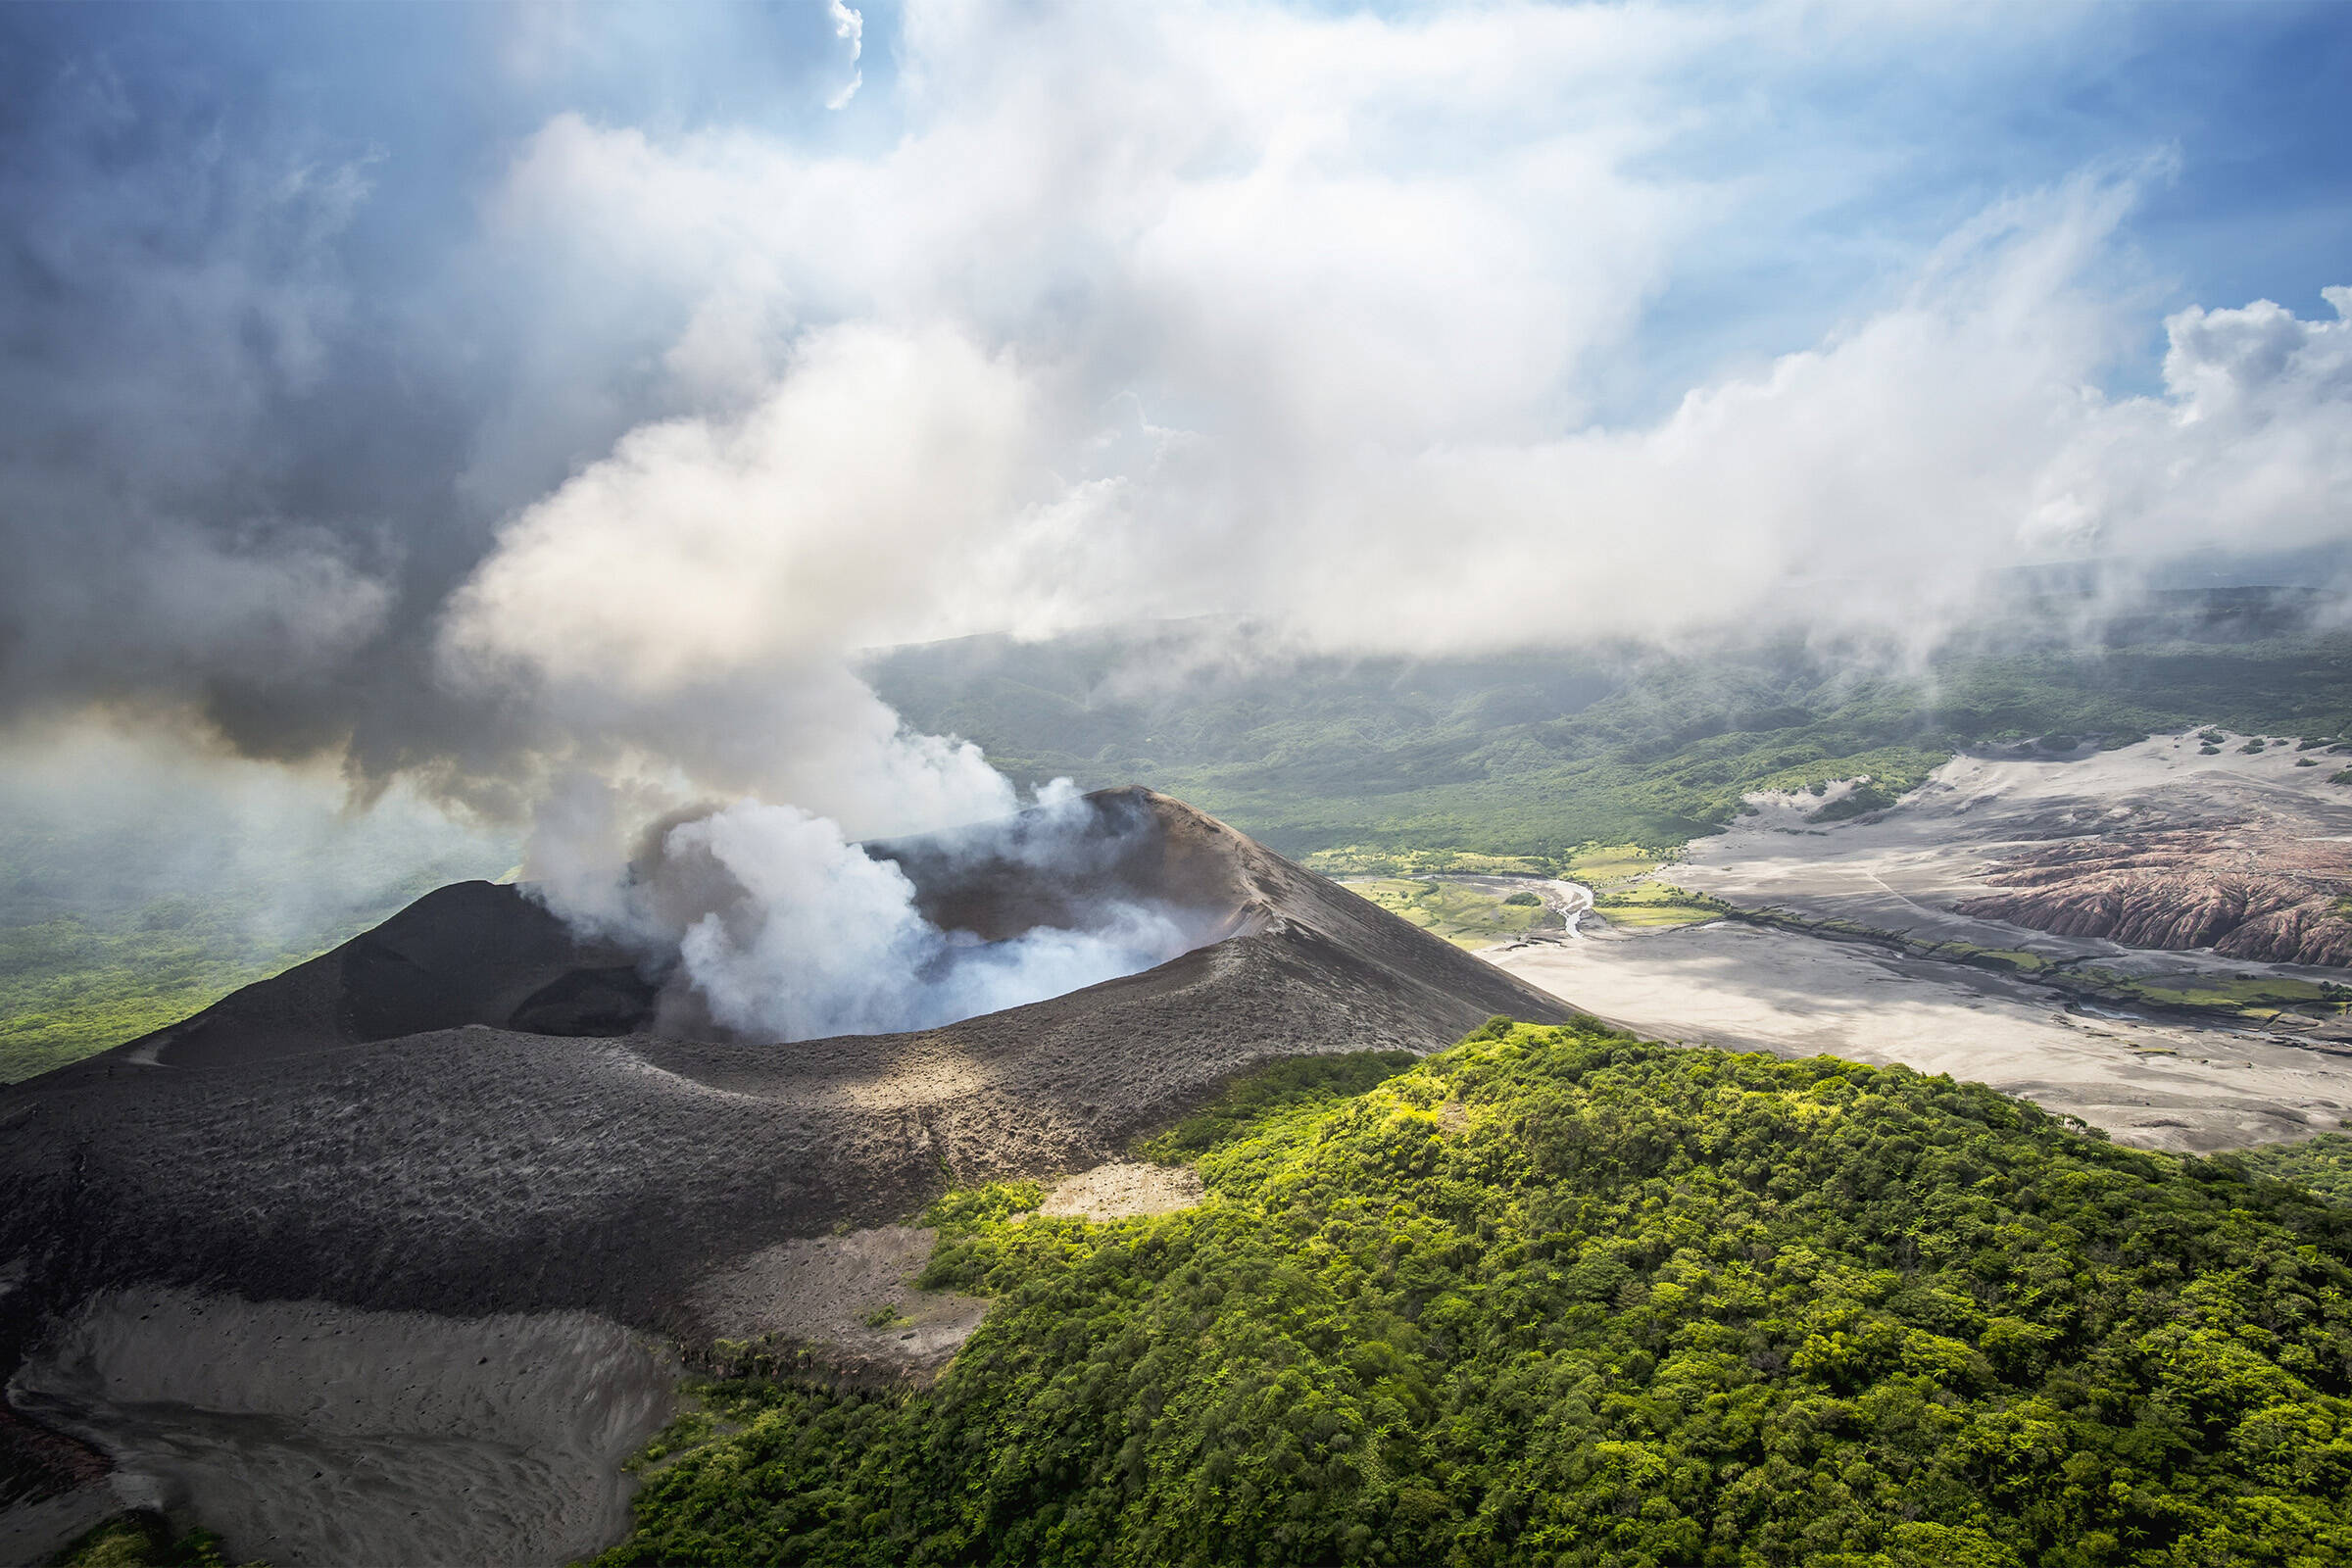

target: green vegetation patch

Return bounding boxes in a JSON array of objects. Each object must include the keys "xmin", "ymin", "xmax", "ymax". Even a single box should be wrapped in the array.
[
  {"xmin": 2103, "ymin": 972, "xmax": 2342, "ymax": 1019},
  {"xmin": 1808, "ymin": 779, "xmax": 1901, "ymax": 823},
  {"xmin": 1563, "ymin": 845, "xmax": 1665, "ymax": 890},
  {"xmin": 0, "ymin": 910, "xmax": 311, "ymax": 1083},
  {"xmin": 1304, "ymin": 847, "xmax": 1553, "ymax": 878},
  {"xmin": 1591, "ymin": 881, "xmax": 1728, "ymax": 929},
  {"xmin": 594, "ymin": 1020, "xmax": 2352, "ymax": 1568},
  {"xmin": 1927, "ymin": 943, "xmax": 2051, "ymax": 975},
  {"xmin": 55, "ymin": 1510, "xmax": 254, "ymax": 1567},
  {"xmin": 1339, "ymin": 878, "xmax": 1559, "ymax": 949},
  {"xmin": 2234, "ymin": 1133, "xmax": 2352, "ymax": 1206},
  {"xmin": 918, "ymin": 1180, "xmax": 1047, "ymax": 1237},
  {"xmin": 1136, "ymin": 1051, "xmax": 1420, "ymax": 1164}
]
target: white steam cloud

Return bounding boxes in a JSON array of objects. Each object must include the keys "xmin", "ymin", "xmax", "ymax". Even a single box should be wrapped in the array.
[
  {"xmin": 18, "ymin": 0, "xmax": 2348, "ymax": 1035},
  {"xmin": 527, "ymin": 778, "xmax": 1200, "ymax": 1042},
  {"xmin": 416, "ymin": 0, "xmax": 2352, "ymax": 1029}
]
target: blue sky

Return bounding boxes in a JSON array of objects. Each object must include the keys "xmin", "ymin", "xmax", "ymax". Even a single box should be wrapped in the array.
[
  {"xmin": 6, "ymin": 2, "xmax": 2344, "ymax": 416},
  {"xmin": 1629, "ymin": 3, "xmax": 2352, "ymax": 407},
  {"xmin": 1, "ymin": 1, "xmax": 2348, "ymax": 813}
]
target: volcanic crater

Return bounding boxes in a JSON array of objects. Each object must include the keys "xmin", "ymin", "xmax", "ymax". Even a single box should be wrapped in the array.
[{"xmin": 0, "ymin": 789, "xmax": 1565, "ymax": 1565}]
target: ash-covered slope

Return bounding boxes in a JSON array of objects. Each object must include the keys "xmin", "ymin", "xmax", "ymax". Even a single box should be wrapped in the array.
[
  {"xmin": 119, "ymin": 879, "xmax": 661, "ymax": 1070},
  {"xmin": 1955, "ymin": 827, "xmax": 2352, "ymax": 968},
  {"xmin": 0, "ymin": 790, "xmax": 1564, "ymax": 1377}
]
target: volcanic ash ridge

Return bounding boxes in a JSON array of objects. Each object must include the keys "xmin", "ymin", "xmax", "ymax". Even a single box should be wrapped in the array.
[{"xmin": 0, "ymin": 789, "xmax": 1565, "ymax": 1564}]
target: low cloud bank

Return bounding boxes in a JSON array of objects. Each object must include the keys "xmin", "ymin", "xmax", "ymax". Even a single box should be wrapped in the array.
[{"xmin": 0, "ymin": 715, "xmax": 515, "ymax": 946}]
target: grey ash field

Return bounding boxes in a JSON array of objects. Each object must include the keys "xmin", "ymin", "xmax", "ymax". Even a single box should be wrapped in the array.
[{"xmin": 0, "ymin": 789, "xmax": 1561, "ymax": 1565}]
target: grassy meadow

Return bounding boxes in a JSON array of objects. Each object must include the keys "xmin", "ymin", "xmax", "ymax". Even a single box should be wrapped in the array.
[{"xmin": 1337, "ymin": 877, "xmax": 1560, "ymax": 949}]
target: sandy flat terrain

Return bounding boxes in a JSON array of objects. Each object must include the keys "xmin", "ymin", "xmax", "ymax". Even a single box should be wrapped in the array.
[
  {"xmin": 1490, "ymin": 733, "xmax": 2352, "ymax": 1152},
  {"xmin": 1666, "ymin": 731, "xmax": 2352, "ymax": 990},
  {"xmin": 0, "ymin": 1482, "xmax": 119, "ymax": 1567},
  {"xmin": 688, "ymin": 1225, "xmax": 989, "ymax": 1378},
  {"xmin": 1040, "ymin": 1161, "xmax": 1204, "ymax": 1221},
  {"xmin": 1493, "ymin": 917, "xmax": 2352, "ymax": 1153}
]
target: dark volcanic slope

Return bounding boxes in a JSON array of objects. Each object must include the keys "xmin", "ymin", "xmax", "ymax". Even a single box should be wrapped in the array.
[
  {"xmin": 124, "ymin": 879, "xmax": 661, "ymax": 1070},
  {"xmin": 0, "ymin": 790, "xmax": 1565, "ymax": 1372}
]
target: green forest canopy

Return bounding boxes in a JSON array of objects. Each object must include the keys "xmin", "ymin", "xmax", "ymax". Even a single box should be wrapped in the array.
[
  {"xmin": 599, "ymin": 1021, "xmax": 2352, "ymax": 1568},
  {"xmin": 870, "ymin": 607, "xmax": 2352, "ymax": 865}
]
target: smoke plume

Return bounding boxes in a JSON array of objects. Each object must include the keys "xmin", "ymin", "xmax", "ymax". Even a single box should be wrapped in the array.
[{"xmin": 526, "ymin": 779, "xmax": 1207, "ymax": 1042}]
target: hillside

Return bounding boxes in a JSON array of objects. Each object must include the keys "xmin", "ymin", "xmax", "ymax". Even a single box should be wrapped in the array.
[
  {"xmin": 866, "ymin": 603, "xmax": 2352, "ymax": 868},
  {"xmin": 10, "ymin": 597, "xmax": 2349, "ymax": 1085},
  {"xmin": 0, "ymin": 793, "xmax": 1568, "ymax": 1565},
  {"xmin": 596, "ymin": 1019, "xmax": 2352, "ymax": 1568}
]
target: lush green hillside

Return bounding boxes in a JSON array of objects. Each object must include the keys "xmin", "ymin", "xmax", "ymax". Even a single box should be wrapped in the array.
[
  {"xmin": 869, "ymin": 605, "xmax": 2352, "ymax": 866},
  {"xmin": 0, "ymin": 904, "xmax": 316, "ymax": 1082},
  {"xmin": 2235, "ymin": 1135, "xmax": 2352, "ymax": 1206},
  {"xmin": 0, "ymin": 887, "xmax": 479, "ymax": 1083},
  {"xmin": 597, "ymin": 1021, "xmax": 2352, "ymax": 1568}
]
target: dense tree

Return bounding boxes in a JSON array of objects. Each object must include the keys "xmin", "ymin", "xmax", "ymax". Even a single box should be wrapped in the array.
[{"xmin": 598, "ymin": 1022, "xmax": 2352, "ymax": 1567}]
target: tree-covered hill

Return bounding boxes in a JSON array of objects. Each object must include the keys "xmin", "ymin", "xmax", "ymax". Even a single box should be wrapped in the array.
[
  {"xmin": 597, "ymin": 1021, "xmax": 2352, "ymax": 1568},
  {"xmin": 867, "ymin": 602, "xmax": 2352, "ymax": 865}
]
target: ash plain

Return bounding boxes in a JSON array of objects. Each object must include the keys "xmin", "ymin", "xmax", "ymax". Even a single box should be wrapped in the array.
[{"xmin": 1484, "ymin": 731, "xmax": 2352, "ymax": 1153}]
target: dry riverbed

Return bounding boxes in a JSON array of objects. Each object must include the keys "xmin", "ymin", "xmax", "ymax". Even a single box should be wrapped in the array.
[
  {"xmin": 1489, "ymin": 732, "xmax": 2352, "ymax": 1153},
  {"xmin": 1492, "ymin": 920, "xmax": 2352, "ymax": 1152}
]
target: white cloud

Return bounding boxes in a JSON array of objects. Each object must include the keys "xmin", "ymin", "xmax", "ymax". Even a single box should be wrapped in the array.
[
  {"xmin": 826, "ymin": 1, "xmax": 863, "ymax": 109},
  {"xmin": 444, "ymin": 319, "xmax": 1038, "ymax": 697},
  {"xmin": 0, "ymin": 711, "xmax": 514, "ymax": 949},
  {"xmin": 431, "ymin": 0, "xmax": 2352, "ymax": 817}
]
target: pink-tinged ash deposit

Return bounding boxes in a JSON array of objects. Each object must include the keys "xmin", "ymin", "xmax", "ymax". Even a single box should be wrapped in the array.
[{"xmin": 1957, "ymin": 830, "xmax": 2352, "ymax": 967}]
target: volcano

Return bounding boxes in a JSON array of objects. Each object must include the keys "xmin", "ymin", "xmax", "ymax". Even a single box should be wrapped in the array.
[{"xmin": 0, "ymin": 790, "xmax": 1566, "ymax": 1564}]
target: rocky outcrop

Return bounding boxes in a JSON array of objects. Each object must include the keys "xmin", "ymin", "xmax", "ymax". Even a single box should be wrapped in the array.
[{"xmin": 1957, "ymin": 830, "xmax": 2352, "ymax": 967}]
